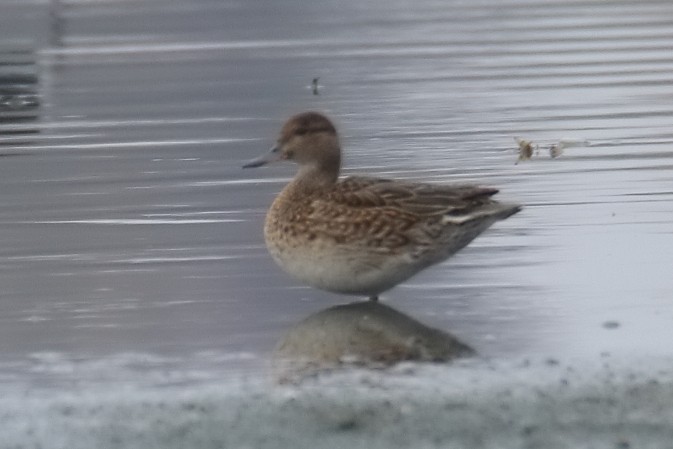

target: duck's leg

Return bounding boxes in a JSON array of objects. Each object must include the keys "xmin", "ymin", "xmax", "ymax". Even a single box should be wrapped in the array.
[{"xmin": 368, "ymin": 295, "xmax": 379, "ymax": 302}]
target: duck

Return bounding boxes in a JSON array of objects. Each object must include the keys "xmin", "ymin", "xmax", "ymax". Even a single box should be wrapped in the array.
[{"xmin": 244, "ymin": 112, "xmax": 520, "ymax": 301}]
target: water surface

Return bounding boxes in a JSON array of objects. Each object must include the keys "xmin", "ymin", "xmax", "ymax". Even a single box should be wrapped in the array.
[{"xmin": 1, "ymin": 0, "xmax": 672, "ymax": 382}]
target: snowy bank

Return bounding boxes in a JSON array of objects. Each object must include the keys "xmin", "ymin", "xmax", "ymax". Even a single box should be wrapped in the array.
[{"xmin": 2, "ymin": 356, "xmax": 673, "ymax": 449}]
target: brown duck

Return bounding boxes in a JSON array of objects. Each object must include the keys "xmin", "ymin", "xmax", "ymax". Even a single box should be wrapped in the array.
[{"xmin": 244, "ymin": 112, "xmax": 521, "ymax": 301}]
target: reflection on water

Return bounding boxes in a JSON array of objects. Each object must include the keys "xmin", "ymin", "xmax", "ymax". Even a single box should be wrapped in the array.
[
  {"xmin": 0, "ymin": 0, "xmax": 672, "ymax": 384},
  {"xmin": 274, "ymin": 301, "xmax": 473, "ymax": 383},
  {"xmin": 0, "ymin": 49, "xmax": 40, "ymax": 147}
]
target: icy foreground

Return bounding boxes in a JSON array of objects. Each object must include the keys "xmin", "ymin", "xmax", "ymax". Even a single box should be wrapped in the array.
[{"xmin": 2, "ymin": 356, "xmax": 673, "ymax": 449}]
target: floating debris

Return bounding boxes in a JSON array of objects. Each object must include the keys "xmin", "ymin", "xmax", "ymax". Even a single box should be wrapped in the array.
[
  {"xmin": 514, "ymin": 137, "xmax": 537, "ymax": 164},
  {"xmin": 515, "ymin": 137, "xmax": 590, "ymax": 163},
  {"xmin": 311, "ymin": 77, "xmax": 320, "ymax": 95},
  {"xmin": 549, "ymin": 138, "xmax": 589, "ymax": 158}
]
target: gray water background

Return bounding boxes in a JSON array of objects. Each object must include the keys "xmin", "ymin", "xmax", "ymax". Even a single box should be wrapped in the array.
[{"xmin": 1, "ymin": 0, "xmax": 672, "ymax": 381}]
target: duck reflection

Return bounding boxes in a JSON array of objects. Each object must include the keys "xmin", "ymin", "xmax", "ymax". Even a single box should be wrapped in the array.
[{"xmin": 273, "ymin": 301, "xmax": 474, "ymax": 383}]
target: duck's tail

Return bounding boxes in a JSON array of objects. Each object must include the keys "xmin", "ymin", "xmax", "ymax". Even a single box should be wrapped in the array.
[{"xmin": 442, "ymin": 201, "xmax": 521, "ymax": 226}]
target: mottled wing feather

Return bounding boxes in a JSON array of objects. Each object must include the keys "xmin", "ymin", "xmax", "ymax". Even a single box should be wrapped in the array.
[
  {"xmin": 305, "ymin": 176, "xmax": 500, "ymax": 251},
  {"xmin": 331, "ymin": 176, "xmax": 498, "ymax": 215}
]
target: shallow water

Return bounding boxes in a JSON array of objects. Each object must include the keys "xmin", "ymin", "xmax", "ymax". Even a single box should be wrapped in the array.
[{"xmin": 1, "ymin": 0, "xmax": 673, "ymax": 446}]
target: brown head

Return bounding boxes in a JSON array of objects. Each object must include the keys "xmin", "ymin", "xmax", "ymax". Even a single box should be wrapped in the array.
[{"xmin": 243, "ymin": 112, "xmax": 342, "ymax": 183}]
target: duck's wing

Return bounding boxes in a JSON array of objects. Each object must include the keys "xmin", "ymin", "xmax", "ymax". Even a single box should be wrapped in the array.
[
  {"xmin": 305, "ymin": 176, "xmax": 518, "ymax": 251},
  {"xmin": 330, "ymin": 176, "xmax": 501, "ymax": 217}
]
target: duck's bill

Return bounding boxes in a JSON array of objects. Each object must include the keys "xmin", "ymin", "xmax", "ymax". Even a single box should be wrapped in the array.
[{"xmin": 242, "ymin": 145, "xmax": 281, "ymax": 168}]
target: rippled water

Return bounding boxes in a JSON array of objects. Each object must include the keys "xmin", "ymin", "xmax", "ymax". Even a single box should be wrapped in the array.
[
  {"xmin": 3, "ymin": 1, "xmax": 673, "ymax": 447},
  {"xmin": 1, "ymin": 0, "xmax": 673, "ymax": 382}
]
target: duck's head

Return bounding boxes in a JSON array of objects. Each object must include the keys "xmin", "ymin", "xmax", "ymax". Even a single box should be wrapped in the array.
[{"xmin": 243, "ymin": 112, "xmax": 341, "ymax": 181}]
